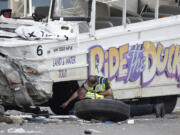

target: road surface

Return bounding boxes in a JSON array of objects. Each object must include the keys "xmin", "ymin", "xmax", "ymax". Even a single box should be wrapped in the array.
[{"xmin": 0, "ymin": 99, "xmax": 180, "ymax": 135}]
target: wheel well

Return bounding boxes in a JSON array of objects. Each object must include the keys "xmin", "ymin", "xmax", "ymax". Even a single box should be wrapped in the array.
[
  {"xmin": 52, "ymin": 80, "xmax": 79, "ymax": 103},
  {"xmin": 49, "ymin": 80, "xmax": 79, "ymax": 115}
]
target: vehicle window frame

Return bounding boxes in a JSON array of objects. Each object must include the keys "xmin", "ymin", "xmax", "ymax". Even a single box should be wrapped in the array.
[{"xmin": 50, "ymin": 0, "xmax": 92, "ymax": 22}]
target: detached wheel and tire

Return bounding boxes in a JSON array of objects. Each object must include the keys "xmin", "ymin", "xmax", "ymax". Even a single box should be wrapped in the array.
[{"xmin": 75, "ymin": 99, "xmax": 130, "ymax": 122}]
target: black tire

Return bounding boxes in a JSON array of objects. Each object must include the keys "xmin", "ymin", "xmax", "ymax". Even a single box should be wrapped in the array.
[
  {"xmin": 154, "ymin": 102, "xmax": 165, "ymax": 118},
  {"xmin": 163, "ymin": 96, "xmax": 177, "ymax": 113},
  {"xmin": 75, "ymin": 99, "xmax": 130, "ymax": 122}
]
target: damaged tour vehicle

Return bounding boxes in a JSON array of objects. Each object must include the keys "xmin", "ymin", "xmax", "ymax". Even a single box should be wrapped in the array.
[{"xmin": 0, "ymin": 0, "xmax": 180, "ymax": 119}]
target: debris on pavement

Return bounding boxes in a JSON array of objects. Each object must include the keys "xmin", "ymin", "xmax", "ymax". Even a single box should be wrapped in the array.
[
  {"xmin": 85, "ymin": 129, "xmax": 102, "ymax": 134},
  {"xmin": 50, "ymin": 115, "xmax": 77, "ymax": 119},
  {"xmin": 0, "ymin": 116, "xmax": 14, "ymax": 124},
  {"xmin": 84, "ymin": 129, "xmax": 102, "ymax": 134},
  {"xmin": 0, "ymin": 116, "xmax": 25, "ymax": 124},
  {"xmin": 11, "ymin": 117, "xmax": 25, "ymax": 125},
  {"xmin": 50, "ymin": 115, "xmax": 78, "ymax": 122},
  {"xmin": 1, "ymin": 113, "xmax": 81, "ymax": 124},
  {"xmin": 127, "ymin": 119, "xmax": 135, "ymax": 124},
  {"xmin": 5, "ymin": 110, "xmax": 24, "ymax": 116},
  {"xmin": 1, "ymin": 113, "xmax": 131, "ymax": 125},
  {"xmin": 7, "ymin": 128, "xmax": 42, "ymax": 134},
  {"xmin": 105, "ymin": 121, "xmax": 115, "ymax": 124},
  {"xmin": 84, "ymin": 130, "xmax": 92, "ymax": 134},
  {"xmin": 1, "ymin": 108, "xmax": 135, "ymax": 125}
]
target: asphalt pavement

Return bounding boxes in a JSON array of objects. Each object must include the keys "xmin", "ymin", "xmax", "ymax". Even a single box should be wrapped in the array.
[{"xmin": 0, "ymin": 99, "xmax": 180, "ymax": 135}]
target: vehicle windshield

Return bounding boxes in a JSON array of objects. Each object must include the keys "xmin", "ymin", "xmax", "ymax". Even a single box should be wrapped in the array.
[
  {"xmin": 52, "ymin": 0, "xmax": 90, "ymax": 21},
  {"xmin": 3, "ymin": 0, "xmax": 51, "ymax": 18},
  {"xmin": 32, "ymin": 0, "xmax": 50, "ymax": 8},
  {"xmin": 0, "ymin": 0, "xmax": 8, "ymax": 10}
]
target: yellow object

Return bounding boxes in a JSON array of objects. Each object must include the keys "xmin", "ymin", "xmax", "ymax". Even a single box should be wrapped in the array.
[{"xmin": 85, "ymin": 91, "xmax": 104, "ymax": 99}]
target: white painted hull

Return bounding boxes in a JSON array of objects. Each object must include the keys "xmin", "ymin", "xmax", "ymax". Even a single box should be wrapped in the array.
[{"xmin": 0, "ymin": 15, "xmax": 180, "ymax": 106}]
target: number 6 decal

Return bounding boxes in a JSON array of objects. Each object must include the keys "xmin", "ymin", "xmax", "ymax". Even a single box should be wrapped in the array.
[{"xmin": 37, "ymin": 45, "xmax": 43, "ymax": 56}]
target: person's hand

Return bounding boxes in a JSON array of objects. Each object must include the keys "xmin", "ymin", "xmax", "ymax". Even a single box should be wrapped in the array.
[
  {"xmin": 97, "ymin": 92, "xmax": 102, "ymax": 95},
  {"xmin": 60, "ymin": 102, "xmax": 69, "ymax": 108}
]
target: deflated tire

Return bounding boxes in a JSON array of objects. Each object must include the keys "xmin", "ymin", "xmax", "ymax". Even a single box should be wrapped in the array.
[{"xmin": 75, "ymin": 99, "xmax": 130, "ymax": 122}]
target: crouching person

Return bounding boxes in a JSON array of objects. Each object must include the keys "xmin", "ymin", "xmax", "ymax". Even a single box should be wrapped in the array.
[{"xmin": 60, "ymin": 75, "xmax": 113, "ymax": 108}]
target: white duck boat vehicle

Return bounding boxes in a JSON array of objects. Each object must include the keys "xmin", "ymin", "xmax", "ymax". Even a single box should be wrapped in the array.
[{"xmin": 0, "ymin": 0, "xmax": 180, "ymax": 114}]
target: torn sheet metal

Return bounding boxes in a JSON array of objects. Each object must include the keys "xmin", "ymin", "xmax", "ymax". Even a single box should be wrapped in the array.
[{"xmin": 0, "ymin": 56, "xmax": 52, "ymax": 107}]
